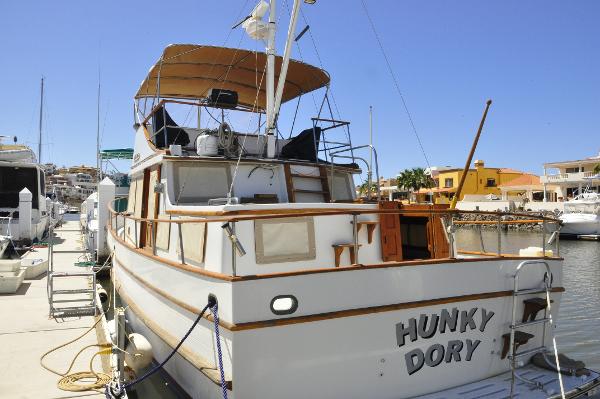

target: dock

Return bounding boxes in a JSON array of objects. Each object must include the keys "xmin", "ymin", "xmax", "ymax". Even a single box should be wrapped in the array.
[{"xmin": 0, "ymin": 220, "xmax": 114, "ymax": 398}]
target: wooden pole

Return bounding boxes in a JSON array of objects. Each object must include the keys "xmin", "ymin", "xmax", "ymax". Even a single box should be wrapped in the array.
[{"xmin": 450, "ymin": 99, "xmax": 492, "ymax": 209}]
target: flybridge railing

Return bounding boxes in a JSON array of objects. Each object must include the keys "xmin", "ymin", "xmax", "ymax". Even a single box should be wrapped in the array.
[{"xmin": 107, "ymin": 203, "xmax": 562, "ymax": 278}]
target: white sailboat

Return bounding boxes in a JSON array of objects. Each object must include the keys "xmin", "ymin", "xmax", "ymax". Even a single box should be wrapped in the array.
[{"xmin": 106, "ymin": 2, "xmax": 600, "ymax": 398}]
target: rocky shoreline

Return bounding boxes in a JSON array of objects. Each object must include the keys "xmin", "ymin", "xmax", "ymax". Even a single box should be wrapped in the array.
[{"xmin": 453, "ymin": 210, "xmax": 561, "ymax": 231}]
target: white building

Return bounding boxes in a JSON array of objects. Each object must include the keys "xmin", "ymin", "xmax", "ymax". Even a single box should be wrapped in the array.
[{"xmin": 541, "ymin": 151, "xmax": 600, "ymax": 200}]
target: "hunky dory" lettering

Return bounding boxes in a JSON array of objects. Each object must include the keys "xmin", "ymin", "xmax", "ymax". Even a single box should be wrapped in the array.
[{"xmin": 395, "ymin": 307, "xmax": 494, "ymax": 375}]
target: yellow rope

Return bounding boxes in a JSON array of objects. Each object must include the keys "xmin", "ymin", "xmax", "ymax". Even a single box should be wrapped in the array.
[{"xmin": 40, "ymin": 286, "xmax": 115, "ymax": 392}]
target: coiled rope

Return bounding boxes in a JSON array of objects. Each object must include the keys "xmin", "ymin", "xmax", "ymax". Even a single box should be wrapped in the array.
[{"xmin": 40, "ymin": 314, "xmax": 112, "ymax": 392}]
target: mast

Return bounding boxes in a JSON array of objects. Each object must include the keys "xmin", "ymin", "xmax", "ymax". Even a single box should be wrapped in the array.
[
  {"xmin": 96, "ymin": 75, "xmax": 101, "ymax": 185},
  {"xmin": 38, "ymin": 77, "xmax": 44, "ymax": 163},
  {"xmin": 265, "ymin": 0, "xmax": 277, "ymax": 158},
  {"xmin": 368, "ymin": 105, "xmax": 373, "ymax": 200}
]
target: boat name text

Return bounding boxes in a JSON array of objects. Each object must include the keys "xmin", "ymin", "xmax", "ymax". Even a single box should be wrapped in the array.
[{"xmin": 395, "ymin": 307, "xmax": 494, "ymax": 375}]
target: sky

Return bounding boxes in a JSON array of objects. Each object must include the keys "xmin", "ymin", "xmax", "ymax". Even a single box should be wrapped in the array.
[{"xmin": 1, "ymin": 0, "xmax": 599, "ymax": 180}]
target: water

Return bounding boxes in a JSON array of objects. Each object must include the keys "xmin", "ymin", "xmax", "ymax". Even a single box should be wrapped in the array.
[{"xmin": 456, "ymin": 228, "xmax": 600, "ymax": 370}]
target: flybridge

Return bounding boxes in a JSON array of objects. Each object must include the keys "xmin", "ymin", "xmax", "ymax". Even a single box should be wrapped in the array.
[{"xmin": 396, "ymin": 307, "xmax": 495, "ymax": 375}]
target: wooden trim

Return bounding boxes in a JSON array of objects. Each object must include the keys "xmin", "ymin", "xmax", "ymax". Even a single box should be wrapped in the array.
[
  {"xmin": 115, "ymin": 256, "xmax": 235, "ymax": 330},
  {"xmin": 110, "ymin": 226, "xmax": 235, "ymax": 281},
  {"xmin": 283, "ymin": 164, "xmax": 295, "ymax": 203},
  {"xmin": 111, "ymin": 223, "xmax": 563, "ymax": 283},
  {"xmin": 115, "ymin": 284, "xmax": 233, "ymax": 390},
  {"xmin": 115, "ymin": 256, "xmax": 565, "ymax": 332}
]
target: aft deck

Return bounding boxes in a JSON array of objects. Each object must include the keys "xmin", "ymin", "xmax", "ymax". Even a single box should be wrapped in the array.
[{"xmin": 416, "ymin": 364, "xmax": 600, "ymax": 399}]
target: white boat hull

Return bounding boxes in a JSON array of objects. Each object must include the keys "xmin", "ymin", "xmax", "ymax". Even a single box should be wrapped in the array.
[
  {"xmin": 111, "ymin": 234, "xmax": 565, "ymax": 399},
  {"xmin": 559, "ymin": 213, "xmax": 600, "ymax": 235}
]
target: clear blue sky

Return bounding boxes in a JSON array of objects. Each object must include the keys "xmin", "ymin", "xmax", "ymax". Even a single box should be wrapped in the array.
[{"xmin": 1, "ymin": 0, "xmax": 599, "ymax": 179}]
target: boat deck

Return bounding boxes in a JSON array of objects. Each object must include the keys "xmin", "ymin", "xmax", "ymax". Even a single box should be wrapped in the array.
[
  {"xmin": 416, "ymin": 364, "xmax": 600, "ymax": 399},
  {"xmin": 0, "ymin": 220, "xmax": 112, "ymax": 398}
]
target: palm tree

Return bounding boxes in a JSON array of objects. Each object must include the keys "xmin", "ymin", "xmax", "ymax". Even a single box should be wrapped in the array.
[
  {"xmin": 594, "ymin": 163, "xmax": 600, "ymax": 175},
  {"xmin": 397, "ymin": 167, "xmax": 435, "ymax": 202}
]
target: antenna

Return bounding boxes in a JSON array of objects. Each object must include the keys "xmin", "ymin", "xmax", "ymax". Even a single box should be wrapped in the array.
[{"xmin": 38, "ymin": 77, "xmax": 44, "ymax": 163}]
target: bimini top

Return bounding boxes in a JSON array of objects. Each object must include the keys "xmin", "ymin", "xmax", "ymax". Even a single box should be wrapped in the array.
[{"xmin": 135, "ymin": 44, "xmax": 330, "ymax": 111}]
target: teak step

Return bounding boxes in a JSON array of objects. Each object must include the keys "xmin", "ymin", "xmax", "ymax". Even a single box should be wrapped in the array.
[
  {"xmin": 501, "ymin": 331, "xmax": 534, "ymax": 359},
  {"xmin": 293, "ymin": 189, "xmax": 328, "ymax": 194},
  {"xmin": 522, "ymin": 297, "xmax": 551, "ymax": 322},
  {"xmin": 355, "ymin": 221, "xmax": 379, "ymax": 244},
  {"xmin": 290, "ymin": 173, "xmax": 326, "ymax": 180},
  {"xmin": 332, "ymin": 244, "xmax": 362, "ymax": 267}
]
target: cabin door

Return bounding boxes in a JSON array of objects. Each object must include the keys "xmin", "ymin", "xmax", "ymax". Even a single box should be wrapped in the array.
[
  {"xmin": 379, "ymin": 201, "xmax": 403, "ymax": 261},
  {"xmin": 140, "ymin": 166, "xmax": 161, "ymax": 249}
]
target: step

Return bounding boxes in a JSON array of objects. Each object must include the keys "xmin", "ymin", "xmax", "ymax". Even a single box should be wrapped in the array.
[
  {"xmin": 509, "ymin": 346, "xmax": 547, "ymax": 359},
  {"xmin": 290, "ymin": 173, "xmax": 326, "ymax": 180},
  {"xmin": 51, "ymin": 298, "xmax": 93, "ymax": 304},
  {"xmin": 293, "ymin": 189, "xmax": 328, "ymax": 194},
  {"xmin": 52, "ymin": 288, "xmax": 95, "ymax": 295},
  {"xmin": 513, "ymin": 288, "xmax": 549, "ymax": 296},
  {"xmin": 511, "ymin": 318, "xmax": 551, "ymax": 329},
  {"xmin": 51, "ymin": 272, "xmax": 95, "ymax": 278}
]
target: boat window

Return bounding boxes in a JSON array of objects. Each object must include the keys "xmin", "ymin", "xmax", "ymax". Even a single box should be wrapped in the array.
[
  {"xmin": 171, "ymin": 163, "xmax": 231, "ymax": 204},
  {"xmin": 255, "ymin": 217, "xmax": 316, "ymax": 263},
  {"xmin": 0, "ymin": 166, "xmax": 39, "ymax": 209}
]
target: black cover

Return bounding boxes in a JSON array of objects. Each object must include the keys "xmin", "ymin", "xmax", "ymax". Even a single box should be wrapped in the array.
[
  {"xmin": 281, "ymin": 127, "xmax": 321, "ymax": 161},
  {"xmin": 152, "ymin": 106, "xmax": 190, "ymax": 148},
  {"xmin": 207, "ymin": 88, "xmax": 238, "ymax": 109}
]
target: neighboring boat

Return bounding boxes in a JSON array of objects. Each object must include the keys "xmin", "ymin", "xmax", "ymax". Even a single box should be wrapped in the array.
[
  {"xmin": 0, "ymin": 138, "xmax": 50, "ymax": 248},
  {"xmin": 559, "ymin": 191, "xmax": 600, "ymax": 236},
  {"xmin": 106, "ymin": 2, "xmax": 600, "ymax": 398},
  {"xmin": 0, "ymin": 235, "xmax": 9, "ymax": 258}
]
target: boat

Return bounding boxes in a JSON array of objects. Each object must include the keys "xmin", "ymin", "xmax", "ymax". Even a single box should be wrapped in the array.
[
  {"xmin": 0, "ymin": 137, "xmax": 50, "ymax": 248},
  {"xmin": 106, "ymin": 2, "xmax": 600, "ymax": 398},
  {"xmin": 559, "ymin": 191, "xmax": 600, "ymax": 237},
  {"xmin": 0, "ymin": 235, "xmax": 9, "ymax": 258}
]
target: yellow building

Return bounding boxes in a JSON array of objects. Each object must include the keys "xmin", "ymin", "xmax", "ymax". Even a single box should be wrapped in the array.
[{"xmin": 417, "ymin": 160, "xmax": 526, "ymax": 204}]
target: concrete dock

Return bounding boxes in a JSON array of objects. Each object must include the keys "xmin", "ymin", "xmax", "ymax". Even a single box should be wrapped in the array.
[{"xmin": 0, "ymin": 220, "xmax": 112, "ymax": 398}]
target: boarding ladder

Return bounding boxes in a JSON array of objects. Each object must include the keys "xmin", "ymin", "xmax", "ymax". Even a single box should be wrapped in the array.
[
  {"xmin": 46, "ymin": 224, "xmax": 97, "ymax": 318},
  {"xmin": 508, "ymin": 260, "xmax": 565, "ymax": 398}
]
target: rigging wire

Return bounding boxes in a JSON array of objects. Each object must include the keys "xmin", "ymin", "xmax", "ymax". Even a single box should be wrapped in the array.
[{"xmin": 359, "ymin": 0, "xmax": 431, "ymax": 168}]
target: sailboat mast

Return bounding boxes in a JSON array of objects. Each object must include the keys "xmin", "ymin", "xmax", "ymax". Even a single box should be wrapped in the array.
[{"xmin": 38, "ymin": 77, "xmax": 44, "ymax": 163}]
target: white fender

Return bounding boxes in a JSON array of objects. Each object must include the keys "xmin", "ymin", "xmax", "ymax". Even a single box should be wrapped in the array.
[{"xmin": 125, "ymin": 333, "xmax": 153, "ymax": 371}]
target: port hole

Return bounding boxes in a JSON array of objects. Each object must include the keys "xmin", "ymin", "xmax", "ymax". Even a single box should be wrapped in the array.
[{"xmin": 270, "ymin": 295, "xmax": 298, "ymax": 315}]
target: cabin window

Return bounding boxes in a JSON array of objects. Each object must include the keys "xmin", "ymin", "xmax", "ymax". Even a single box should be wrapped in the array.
[
  {"xmin": 255, "ymin": 217, "xmax": 316, "ymax": 263},
  {"xmin": 177, "ymin": 218, "xmax": 206, "ymax": 264},
  {"xmin": 133, "ymin": 177, "xmax": 144, "ymax": 218},
  {"xmin": 330, "ymin": 171, "xmax": 354, "ymax": 201},
  {"xmin": 444, "ymin": 178, "xmax": 454, "ymax": 188},
  {"xmin": 171, "ymin": 163, "xmax": 231, "ymax": 204},
  {"xmin": 0, "ymin": 166, "xmax": 39, "ymax": 209}
]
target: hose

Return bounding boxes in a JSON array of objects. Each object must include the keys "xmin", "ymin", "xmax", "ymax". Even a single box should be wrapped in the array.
[{"xmin": 41, "ymin": 287, "xmax": 114, "ymax": 392}]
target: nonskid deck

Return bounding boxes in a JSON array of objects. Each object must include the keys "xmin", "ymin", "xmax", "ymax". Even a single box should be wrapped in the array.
[{"xmin": 415, "ymin": 364, "xmax": 600, "ymax": 399}]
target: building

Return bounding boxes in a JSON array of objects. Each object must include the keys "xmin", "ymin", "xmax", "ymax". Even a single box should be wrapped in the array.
[
  {"xmin": 541, "ymin": 152, "xmax": 600, "ymax": 200},
  {"xmin": 416, "ymin": 160, "xmax": 527, "ymax": 204},
  {"xmin": 498, "ymin": 174, "xmax": 560, "ymax": 202}
]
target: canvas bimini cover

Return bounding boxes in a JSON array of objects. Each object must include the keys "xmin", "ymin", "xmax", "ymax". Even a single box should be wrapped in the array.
[{"xmin": 135, "ymin": 45, "xmax": 330, "ymax": 112}]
